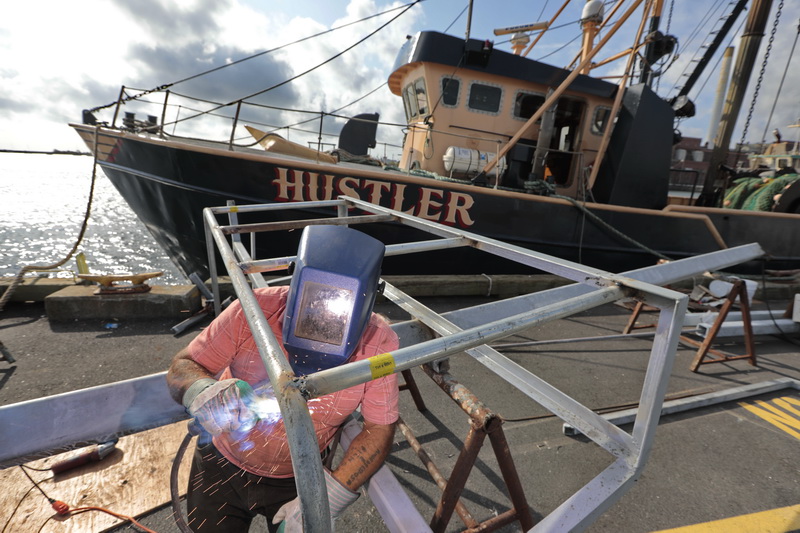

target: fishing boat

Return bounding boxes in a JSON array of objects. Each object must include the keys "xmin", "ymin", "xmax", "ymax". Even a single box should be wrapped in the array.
[{"xmin": 70, "ymin": 0, "xmax": 800, "ymax": 281}]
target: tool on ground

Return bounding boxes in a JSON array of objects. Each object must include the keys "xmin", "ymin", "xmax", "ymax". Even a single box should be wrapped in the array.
[{"xmin": 50, "ymin": 439, "xmax": 118, "ymax": 474}]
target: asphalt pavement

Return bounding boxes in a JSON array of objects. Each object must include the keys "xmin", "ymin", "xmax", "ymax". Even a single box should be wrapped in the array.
[{"xmin": 1, "ymin": 294, "xmax": 798, "ymax": 532}]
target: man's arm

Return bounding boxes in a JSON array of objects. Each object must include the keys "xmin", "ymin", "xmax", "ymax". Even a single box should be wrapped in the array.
[
  {"xmin": 166, "ymin": 347, "xmax": 215, "ymax": 404},
  {"xmin": 331, "ymin": 420, "xmax": 396, "ymax": 491}
]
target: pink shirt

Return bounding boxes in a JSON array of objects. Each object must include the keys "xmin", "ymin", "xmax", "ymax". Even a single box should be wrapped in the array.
[{"xmin": 186, "ymin": 286, "xmax": 399, "ymax": 478}]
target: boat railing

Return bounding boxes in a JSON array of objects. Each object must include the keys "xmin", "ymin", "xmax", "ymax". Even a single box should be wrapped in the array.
[
  {"xmin": 669, "ymin": 168, "xmax": 703, "ymax": 194},
  {"xmin": 202, "ymin": 195, "xmax": 690, "ymax": 532},
  {"xmin": 99, "ymin": 84, "xmax": 411, "ymax": 156}
]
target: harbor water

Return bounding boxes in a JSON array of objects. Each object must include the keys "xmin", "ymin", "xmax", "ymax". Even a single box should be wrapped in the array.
[{"xmin": 0, "ymin": 152, "xmax": 186, "ymax": 284}]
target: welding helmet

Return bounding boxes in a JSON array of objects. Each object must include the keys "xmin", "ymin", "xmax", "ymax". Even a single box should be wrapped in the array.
[{"xmin": 282, "ymin": 225, "xmax": 385, "ymax": 375}]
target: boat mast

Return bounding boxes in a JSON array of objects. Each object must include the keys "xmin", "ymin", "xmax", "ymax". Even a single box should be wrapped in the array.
[
  {"xmin": 638, "ymin": 0, "xmax": 664, "ymax": 84},
  {"xmin": 465, "ymin": 0, "xmax": 474, "ymax": 41},
  {"xmin": 480, "ymin": 0, "xmax": 646, "ymax": 177},
  {"xmin": 699, "ymin": 0, "xmax": 775, "ymax": 206}
]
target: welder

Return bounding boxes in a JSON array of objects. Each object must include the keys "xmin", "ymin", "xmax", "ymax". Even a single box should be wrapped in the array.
[{"xmin": 166, "ymin": 225, "xmax": 399, "ymax": 532}]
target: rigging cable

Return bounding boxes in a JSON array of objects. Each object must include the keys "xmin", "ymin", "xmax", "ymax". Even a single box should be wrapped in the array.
[
  {"xmin": 87, "ymin": 1, "xmax": 423, "ymax": 114},
  {"xmin": 666, "ymin": 0, "xmax": 728, "ymax": 96},
  {"xmin": 760, "ymin": 17, "xmax": 799, "ymax": 143},
  {"xmin": 0, "ymin": 129, "xmax": 99, "ymax": 313},
  {"xmin": 162, "ymin": 0, "xmax": 421, "ymax": 131}
]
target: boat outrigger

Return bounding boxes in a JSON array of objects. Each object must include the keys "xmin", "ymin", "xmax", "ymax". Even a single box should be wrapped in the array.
[{"xmin": 71, "ymin": 0, "xmax": 800, "ymax": 281}]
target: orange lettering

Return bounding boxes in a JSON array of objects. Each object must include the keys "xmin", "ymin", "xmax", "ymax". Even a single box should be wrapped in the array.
[
  {"xmin": 416, "ymin": 187, "xmax": 444, "ymax": 220},
  {"xmin": 362, "ymin": 180, "xmax": 391, "ymax": 205},
  {"xmin": 273, "ymin": 167, "xmax": 303, "ymax": 202},
  {"xmin": 443, "ymin": 191, "xmax": 475, "ymax": 226}
]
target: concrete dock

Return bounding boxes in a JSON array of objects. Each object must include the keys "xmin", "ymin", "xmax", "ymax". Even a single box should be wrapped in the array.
[{"xmin": 0, "ymin": 278, "xmax": 798, "ymax": 532}]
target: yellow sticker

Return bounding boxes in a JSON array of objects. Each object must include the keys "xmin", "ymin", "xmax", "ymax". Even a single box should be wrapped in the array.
[
  {"xmin": 369, "ymin": 353, "xmax": 396, "ymax": 380},
  {"xmin": 229, "ymin": 206, "xmax": 239, "ymax": 213}
]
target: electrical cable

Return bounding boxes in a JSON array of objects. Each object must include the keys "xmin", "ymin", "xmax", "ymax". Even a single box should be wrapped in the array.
[
  {"xmin": 16, "ymin": 464, "xmax": 158, "ymax": 533},
  {"xmin": 1, "ymin": 486, "xmax": 35, "ymax": 533},
  {"xmin": 170, "ymin": 430, "xmax": 197, "ymax": 533}
]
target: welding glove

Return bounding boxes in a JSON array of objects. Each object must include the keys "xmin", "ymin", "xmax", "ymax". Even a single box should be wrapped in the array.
[
  {"xmin": 183, "ymin": 378, "xmax": 258, "ymax": 435},
  {"xmin": 272, "ymin": 468, "xmax": 359, "ymax": 533}
]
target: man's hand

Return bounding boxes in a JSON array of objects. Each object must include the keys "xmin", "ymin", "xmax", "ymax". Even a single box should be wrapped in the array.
[
  {"xmin": 272, "ymin": 468, "xmax": 359, "ymax": 532},
  {"xmin": 185, "ymin": 378, "xmax": 258, "ymax": 435}
]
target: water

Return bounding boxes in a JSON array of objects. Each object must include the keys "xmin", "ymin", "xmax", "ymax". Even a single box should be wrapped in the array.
[{"xmin": 0, "ymin": 153, "xmax": 186, "ymax": 284}]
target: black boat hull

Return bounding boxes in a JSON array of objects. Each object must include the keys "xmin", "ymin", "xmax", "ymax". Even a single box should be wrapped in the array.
[{"xmin": 74, "ymin": 125, "xmax": 800, "ymax": 280}]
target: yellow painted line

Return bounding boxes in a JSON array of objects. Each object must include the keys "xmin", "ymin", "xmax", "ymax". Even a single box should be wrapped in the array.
[
  {"xmin": 652, "ymin": 504, "xmax": 800, "ymax": 532},
  {"xmin": 739, "ymin": 395, "xmax": 800, "ymax": 440}
]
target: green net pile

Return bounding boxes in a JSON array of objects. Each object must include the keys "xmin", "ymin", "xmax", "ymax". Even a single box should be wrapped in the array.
[{"xmin": 723, "ymin": 174, "xmax": 800, "ymax": 211}]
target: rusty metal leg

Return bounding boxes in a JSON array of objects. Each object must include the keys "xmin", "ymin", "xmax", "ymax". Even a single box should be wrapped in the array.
[
  {"xmin": 689, "ymin": 281, "xmax": 757, "ymax": 372},
  {"xmin": 738, "ymin": 283, "xmax": 757, "ymax": 367},
  {"xmin": 431, "ymin": 423, "xmax": 486, "ymax": 533},
  {"xmin": 622, "ymin": 301, "xmax": 645, "ymax": 334},
  {"xmin": 487, "ymin": 423, "xmax": 535, "ymax": 531},
  {"xmin": 400, "ymin": 368, "xmax": 427, "ymax": 412},
  {"xmin": 396, "ymin": 418, "xmax": 479, "ymax": 528}
]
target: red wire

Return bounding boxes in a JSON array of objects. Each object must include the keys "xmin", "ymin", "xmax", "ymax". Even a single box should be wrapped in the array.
[
  {"xmin": 66, "ymin": 506, "xmax": 159, "ymax": 533},
  {"xmin": 18, "ymin": 465, "xmax": 159, "ymax": 533}
]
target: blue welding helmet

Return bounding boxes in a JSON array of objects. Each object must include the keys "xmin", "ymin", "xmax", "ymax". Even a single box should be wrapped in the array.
[{"xmin": 282, "ymin": 225, "xmax": 385, "ymax": 375}]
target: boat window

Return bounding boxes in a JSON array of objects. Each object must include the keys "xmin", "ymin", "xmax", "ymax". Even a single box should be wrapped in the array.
[
  {"xmin": 414, "ymin": 78, "xmax": 428, "ymax": 116},
  {"xmin": 467, "ymin": 83, "xmax": 502, "ymax": 114},
  {"xmin": 591, "ymin": 106, "xmax": 611, "ymax": 135},
  {"xmin": 405, "ymin": 83, "xmax": 419, "ymax": 120},
  {"xmin": 441, "ymin": 77, "xmax": 460, "ymax": 107},
  {"xmin": 513, "ymin": 91, "xmax": 545, "ymax": 120}
]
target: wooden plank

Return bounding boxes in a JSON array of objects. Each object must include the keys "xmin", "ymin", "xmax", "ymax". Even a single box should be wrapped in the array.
[{"xmin": 0, "ymin": 421, "xmax": 194, "ymax": 532}]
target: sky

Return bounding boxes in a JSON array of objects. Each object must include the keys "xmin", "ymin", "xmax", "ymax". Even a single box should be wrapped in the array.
[{"xmin": 1, "ymin": 0, "xmax": 798, "ymax": 156}]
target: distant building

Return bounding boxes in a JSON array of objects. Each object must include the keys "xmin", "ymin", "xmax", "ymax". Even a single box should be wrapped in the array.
[{"xmin": 669, "ymin": 136, "xmax": 750, "ymax": 192}]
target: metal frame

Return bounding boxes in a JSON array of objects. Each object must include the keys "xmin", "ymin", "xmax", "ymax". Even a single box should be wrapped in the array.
[{"xmin": 202, "ymin": 196, "xmax": 690, "ymax": 532}]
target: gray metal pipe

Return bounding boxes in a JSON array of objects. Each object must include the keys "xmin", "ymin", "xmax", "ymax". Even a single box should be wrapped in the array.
[
  {"xmin": 300, "ymin": 285, "xmax": 623, "ymax": 398},
  {"xmin": 203, "ymin": 208, "xmax": 331, "ymax": 533}
]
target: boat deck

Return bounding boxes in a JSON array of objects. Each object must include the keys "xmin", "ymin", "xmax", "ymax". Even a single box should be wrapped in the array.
[{"xmin": 0, "ymin": 292, "xmax": 798, "ymax": 532}]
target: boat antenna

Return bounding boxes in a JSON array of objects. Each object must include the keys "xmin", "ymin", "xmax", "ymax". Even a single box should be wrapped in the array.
[{"xmin": 465, "ymin": 0, "xmax": 474, "ymax": 41}]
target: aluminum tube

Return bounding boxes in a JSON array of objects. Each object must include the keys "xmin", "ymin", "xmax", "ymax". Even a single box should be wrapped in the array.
[
  {"xmin": 208, "ymin": 199, "xmax": 345, "ymax": 214},
  {"xmin": 382, "ymin": 283, "xmax": 637, "ymax": 457},
  {"xmin": 221, "ymin": 214, "xmax": 394, "ymax": 235},
  {"xmin": 631, "ymin": 300, "xmax": 687, "ymax": 467},
  {"xmin": 244, "ymin": 237, "xmax": 468, "ymax": 274},
  {"xmin": 300, "ymin": 286, "xmax": 623, "ymax": 398},
  {"xmin": 202, "ymin": 208, "xmax": 331, "ymax": 532},
  {"xmin": 343, "ymin": 197, "xmax": 624, "ymax": 284},
  {"xmin": 385, "ymin": 237, "xmax": 470, "ymax": 256},
  {"xmin": 205, "ymin": 218, "xmax": 223, "ymax": 316}
]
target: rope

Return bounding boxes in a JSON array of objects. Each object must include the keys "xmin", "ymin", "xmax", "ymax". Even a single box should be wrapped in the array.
[
  {"xmin": 554, "ymin": 194, "xmax": 672, "ymax": 261},
  {"xmin": 0, "ymin": 128, "xmax": 100, "ymax": 312}
]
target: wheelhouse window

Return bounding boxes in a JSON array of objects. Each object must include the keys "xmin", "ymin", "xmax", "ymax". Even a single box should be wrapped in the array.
[
  {"xmin": 414, "ymin": 78, "xmax": 428, "ymax": 116},
  {"xmin": 467, "ymin": 83, "xmax": 502, "ymax": 114},
  {"xmin": 591, "ymin": 106, "xmax": 612, "ymax": 135},
  {"xmin": 513, "ymin": 91, "xmax": 545, "ymax": 120},
  {"xmin": 402, "ymin": 78, "xmax": 429, "ymax": 121},
  {"xmin": 403, "ymin": 84, "xmax": 419, "ymax": 121},
  {"xmin": 440, "ymin": 76, "xmax": 460, "ymax": 107}
]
